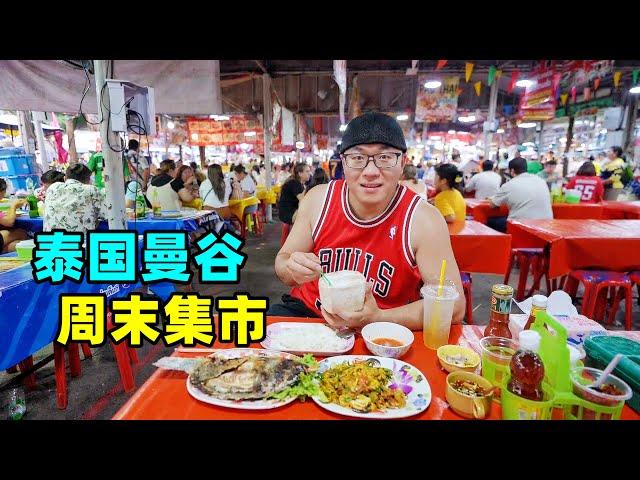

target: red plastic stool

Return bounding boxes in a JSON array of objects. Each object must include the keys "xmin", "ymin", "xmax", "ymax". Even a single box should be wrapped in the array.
[
  {"xmin": 564, "ymin": 270, "xmax": 633, "ymax": 330},
  {"xmin": 460, "ymin": 272, "xmax": 474, "ymax": 325},
  {"xmin": 504, "ymin": 248, "xmax": 547, "ymax": 301},
  {"xmin": 280, "ymin": 223, "xmax": 291, "ymax": 247},
  {"xmin": 53, "ymin": 311, "xmax": 138, "ymax": 410},
  {"xmin": 251, "ymin": 212, "xmax": 264, "ymax": 236}
]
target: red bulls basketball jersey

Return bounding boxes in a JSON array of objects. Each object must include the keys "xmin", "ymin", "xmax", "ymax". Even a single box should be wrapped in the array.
[{"xmin": 291, "ymin": 179, "xmax": 424, "ymax": 316}]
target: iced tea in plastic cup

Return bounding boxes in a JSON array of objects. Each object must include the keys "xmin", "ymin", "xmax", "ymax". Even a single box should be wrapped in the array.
[{"xmin": 421, "ymin": 280, "xmax": 459, "ymax": 350}]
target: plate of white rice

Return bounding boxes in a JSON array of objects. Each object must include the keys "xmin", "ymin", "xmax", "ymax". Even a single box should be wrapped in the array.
[{"xmin": 261, "ymin": 322, "xmax": 355, "ymax": 356}]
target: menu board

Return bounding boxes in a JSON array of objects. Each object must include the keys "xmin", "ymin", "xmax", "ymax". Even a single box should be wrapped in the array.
[{"xmin": 186, "ymin": 116, "xmax": 264, "ymax": 146}]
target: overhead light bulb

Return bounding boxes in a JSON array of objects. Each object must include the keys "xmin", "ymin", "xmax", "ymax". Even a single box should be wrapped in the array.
[
  {"xmin": 518, "ymin": 122, "xmax": 537, "ymax": 129},
  {"xmin": 630, "ymin": 86, "xmax": 640, "ymax": 94},
  {"xmin": 167, "ymin": 121, "xmax": 175, "ymax": 129},
  {"xmin": 244, "ymin": 131, "xmax": 257, "ymax": 137},
  {"xmin": 515, "ymin": 79, "xmax": 535, "ymax": 88},
  {"xmin": 424, "ymin": 80, "xmax": 442, "ymax": 89},
  {"xmin": 448, "ymin": 130, "xmax": 456, "ymax": 134},
  {"xmin": 295, "ymin": 141, "xmax": 305, "ymax": 149},
  {"xmin": 496, "ymin": 128, "xmax": 505, "ymax": 133},
  {"xmin": 396, "ymin": 114, "xmax": 409, "ymax": 121},
  {"xmin": 339, "ymin": 124, "xmax": 347, "ymax": 132}
]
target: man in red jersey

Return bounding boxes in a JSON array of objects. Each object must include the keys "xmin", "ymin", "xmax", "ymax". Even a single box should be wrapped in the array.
[{"xmin": 271, "ymin": 112, "xmax": 465, "ymax": 330}]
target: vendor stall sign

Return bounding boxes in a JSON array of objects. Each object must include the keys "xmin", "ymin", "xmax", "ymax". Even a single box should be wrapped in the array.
[
  {"xmin": 415, "ymin": 76, "xmax": 459, "ymax": 123},
  {"xmin": 187, "ymin": 116, "xmax": 264, "ymax": 147},
  {"xmin": 555, "ymin": 96, "xmax": 614, "ymax": 118},
  {"xmin": 519, "ymin": 69, "xmax": 561, "ymax": 121}
]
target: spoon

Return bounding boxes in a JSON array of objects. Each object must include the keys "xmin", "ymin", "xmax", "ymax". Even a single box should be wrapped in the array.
[
  {"xmin": 334, "ymin": 327, "xmax": 356, "ymax": 339},
  {"xmin": 590, "ymin": 353, "xmax": 624, "ymax": 389}
]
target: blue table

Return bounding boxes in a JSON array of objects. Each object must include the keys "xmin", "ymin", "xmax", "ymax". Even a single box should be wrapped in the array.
[
  {"xmin": 14, "ymin": 210, "xmax": 222, "ymax": 236},
  {"xmin": 0, "ymin": 250, "xmax": 175, "ymax": 371}
]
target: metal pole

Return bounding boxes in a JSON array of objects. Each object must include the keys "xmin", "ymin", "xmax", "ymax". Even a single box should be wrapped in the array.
[
  {"xmin": 17, "ymin": 111, "xmax": 35, "ymax": 154},
  {"xmin": 262, "ymin": 72, "xmax": 274, "ymax": 222},
  {"xmin": 93, "ymin": 60, "xmax": 126, "ymax": 230},
  {"xmin": 484, "ymin": 79, "xmax": 499, "ymax": 160},
  {"xmin": 537, "ymin": 121, "xmax": 545, "ymax": 157},
  {"xmin": 33, "ymin": 113, "xmax": 49, "ymax": 171}
]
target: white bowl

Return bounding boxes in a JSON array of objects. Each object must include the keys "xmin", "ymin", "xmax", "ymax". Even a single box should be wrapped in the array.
[{"xmin": 361, "ymin": 322, "xmax": 414, "ymax": 359}]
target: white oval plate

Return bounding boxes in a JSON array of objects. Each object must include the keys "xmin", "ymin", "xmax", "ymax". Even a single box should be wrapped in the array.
[
  {"xmin": 312, "ymin": 355, "xmax": 431, "ymax": 419},
  {"xmin": 261, "ymin": 322, "xmax": 354, "ymax": 357},
  {"xmin": 186, "ymin": 348, "xmax": 300, "ymax": 410}
]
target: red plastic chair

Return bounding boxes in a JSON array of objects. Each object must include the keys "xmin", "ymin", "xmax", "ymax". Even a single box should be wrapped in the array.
[
  {"xmin": 564, "ymin": 270, "xmax": 633, "ymax": 330},
  {"xmin": 460, "ymin": 272, "xmax": 474, "ymax": 325},
  {"xmin": 280, "ymin": 223, "xmax": 291, "ymax": 247}
]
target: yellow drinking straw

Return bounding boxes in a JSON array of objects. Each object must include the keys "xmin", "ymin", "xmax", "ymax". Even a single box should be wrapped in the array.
[{"xmin": 437, "ymin": 259, "xmax": 447, "ymax": 298}]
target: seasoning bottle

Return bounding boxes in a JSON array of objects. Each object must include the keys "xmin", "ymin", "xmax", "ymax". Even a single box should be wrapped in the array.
[
  {"xmin": 484, "ymin": 284, "xmax": 514, "ymax": 338},
  {"xmin": 524, "ymin": 295, "xmax": 548, "ymax": 330},
  {"xmin": 508, "ymin": 330, "xmax": 545, "ymax": 402}
]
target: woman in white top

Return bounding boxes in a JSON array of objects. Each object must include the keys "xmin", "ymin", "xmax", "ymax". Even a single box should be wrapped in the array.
[
  {"xmin": 399, "ymin": 164, "xmax": 428, "ymax": 201},
  {"xmin": 199, "ymin": 163, "xmax": 232, "ymax": 219}
]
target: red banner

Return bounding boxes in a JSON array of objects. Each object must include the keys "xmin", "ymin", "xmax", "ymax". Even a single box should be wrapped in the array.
[{"xmin": 519, "ymin": 69, "xmax": 561, "ymax": 121}]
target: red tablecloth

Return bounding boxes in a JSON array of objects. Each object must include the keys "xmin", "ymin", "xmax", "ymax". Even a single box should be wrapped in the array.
[
  {"xmin": 448, "ymin": 220, "xmax": 511, "ymax": 275},
  {"xmin": 112, "ymin": 317, "xmax": 639, "ymax": 420},
  {"xmin": 508, "ymin": 219, "xmax": 640, "ymax": 278},
  {"xmin": 602, "ymin": 201, "xmax": 640, "ymax": 219},
  {"xmin": 466, "ymin": 199, "xmax": 605, "ymax": 223}
]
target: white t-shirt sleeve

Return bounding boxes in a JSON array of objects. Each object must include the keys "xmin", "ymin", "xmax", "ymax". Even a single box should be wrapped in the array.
[
  {"xmin": 464, "ymin": 174, "xmax": 477, "ymax": 192},
  {"xmin": 489, "ymin": 182, "xmax": 510, "ymax": 206}
]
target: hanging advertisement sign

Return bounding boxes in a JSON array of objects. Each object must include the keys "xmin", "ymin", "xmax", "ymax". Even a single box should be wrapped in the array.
[
  {"xmin": 415, "ymin": 76, "xmax": 460, "ymax": 123},
  {"xmin": 186, "ymin": 116, "xmax": 263, "ymax": 146},
  {"xmin": 519, "ymin": 69, "xmax": 561, "ymax": 121}
]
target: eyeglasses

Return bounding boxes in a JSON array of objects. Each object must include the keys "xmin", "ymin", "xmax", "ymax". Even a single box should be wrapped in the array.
[{"xmin": 342, "ymin": 152, "xmax": 402, "ymax": 169}]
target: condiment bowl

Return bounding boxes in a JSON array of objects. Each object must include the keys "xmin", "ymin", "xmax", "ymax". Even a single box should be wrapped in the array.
[
  {"xmin": 361, "ymin": 322, "xmax": 414, "ymax": 359},
  {"xmin": 446, "ymin": 371, "xmax": 494, "ymax": 419},
  {"xmin": 437, "ymin": 345, "xmax": 481, "ymax": 373}
]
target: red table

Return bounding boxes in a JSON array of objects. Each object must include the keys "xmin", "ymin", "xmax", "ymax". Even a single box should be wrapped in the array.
[
  {"xmin": 112, "ymin": 317, "xmax": 639, "ymax": 420},
  {"xmin": 466, "ymin": 199, "xmax": 606, "ymax": 223},
  {"xmin": 603, "ymin": 201, "xmax": 640, "ymax": 219},
  {"xmin": 448, "ymin": 220, "xmax": 511, "ymax": 275},
  {"xmin": 508, "ymin": 219, "xmax": 640, "ymax": 278}
]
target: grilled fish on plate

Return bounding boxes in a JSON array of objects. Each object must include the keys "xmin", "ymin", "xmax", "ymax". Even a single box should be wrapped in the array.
[{"xmin": 190, "ymin": 352, "xmax": 305, "ymax": 401}]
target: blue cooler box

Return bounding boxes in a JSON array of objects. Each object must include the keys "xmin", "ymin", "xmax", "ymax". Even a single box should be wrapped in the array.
[
  {"xmin": 0, "ymin": 151, "xmax": 37, "ymax": 176},
  {"xmin": 4, "ymin": 175, "xmax": 40, "ymax": 193}
]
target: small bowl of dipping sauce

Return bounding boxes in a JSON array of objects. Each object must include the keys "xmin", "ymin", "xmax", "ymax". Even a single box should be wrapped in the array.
[{"xmin": 361, "ymin": 322, "xmax": 414, "ymax": 359}]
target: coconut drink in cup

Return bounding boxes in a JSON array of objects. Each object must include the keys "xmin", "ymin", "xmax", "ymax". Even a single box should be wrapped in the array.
[{"xmin": 318, "ymin": 270, "xmax": 367, "ymax": 314}]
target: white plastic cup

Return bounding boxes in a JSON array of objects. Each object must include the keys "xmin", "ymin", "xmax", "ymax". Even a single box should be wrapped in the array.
[
  {"xmin": 318, "ymin": 270, "xmax": 367, "ymax": 314},
  {"xmin": 421, "ymin": 280, "xmax": 459, "ymax": 350}
]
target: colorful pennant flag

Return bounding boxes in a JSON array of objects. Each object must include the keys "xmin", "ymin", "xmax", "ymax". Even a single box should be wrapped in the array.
[
  {"xmin": 571, "ymin": 86, "xmax": 577, "ymax": 103},
  {"xmin": 496, "ymin": 69, "xmax": 503, "ymax": 79},
  {"xmin": 614, "ymin": 71, "xmax": 622, "ymax": 88},
  {"xmin": 634, "ymin": 69, "xmax": 640, "ymax": 85},
  {"xmin": 436, "ymin": 60, "xmax": 448, "ymax": 70},
  {"xmin": 508, "ymin": 70, "xmax": 519, "ymax": 93},
  {"xmin": 474, "ymin": 81, "xmax": 482, "ymax": 96},
  {"xmin": 488, "ymin": 66, "xmax": 497, "ymax": 86},
  {"xmin": 465, "ymin": 62, "xmax": 474, "ymax": 82},
  {"xmin": 560, "ymin": 93, "xmax": 569, "ymax": 106}
]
